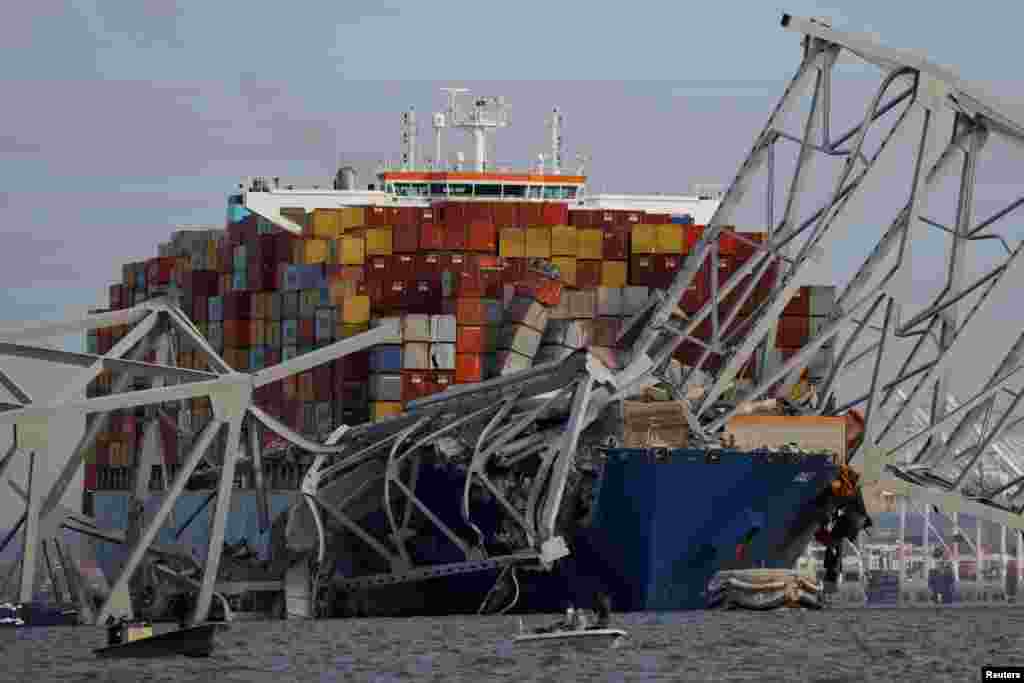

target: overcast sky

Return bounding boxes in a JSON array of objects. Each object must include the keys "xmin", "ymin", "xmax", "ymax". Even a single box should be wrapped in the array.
[{"xmin": 2, "ymin": 2, "xmax": 1024, "ymax": 521}]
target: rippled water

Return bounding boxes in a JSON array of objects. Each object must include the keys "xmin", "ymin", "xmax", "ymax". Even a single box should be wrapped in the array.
[{"xmin": 3, "ymin": 607, "xmax": 1023, "ymax": 682}]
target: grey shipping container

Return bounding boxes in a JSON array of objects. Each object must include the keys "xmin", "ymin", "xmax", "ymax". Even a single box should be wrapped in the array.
[
  {"xmin": 282, "ymin": 292, "xmax": 300, "ymax": 319},
  {"xmin": 499, "ymin": 324, "xmax": 543, "ymax": 358},
  {"xmin": 403, "ymin": 342, "xmax": 430, "ymax": 370},
  {"xmin": 372, "ymin": 317, "xmax": 404, "ymax": 345},
  {"xmin": 430, "ymin": 343, "xmax": 456, "ymax": 370},
  {"xmin": 430, "ymin": 315, "xmax": 457, "ymax": 343},
  {"xmin": 369, "ymin": 374, "xmax": 403, "ymax": 402}
]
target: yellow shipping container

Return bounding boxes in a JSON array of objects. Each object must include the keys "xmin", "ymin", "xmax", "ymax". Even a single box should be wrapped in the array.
[
  {"xmin": 343, "ymin": 295, "xmax": 371, "ymax": 324},
  {"xmin": 109, "ymin": 440, "xmax": 124, "ymax": 467},
  {"xmin": 338, "ymin": 321, "xmax": 370, "ymax": 338},
  {"xmin": 655, "ymin": 224, "xmax": 684, "ymax": 254},
  {"xmin": 631, "ymin": 224, "xmax": 656, "ymax": 254},
  {"xmin": 578, "ymin": 229, "xmax": 603, "ymax": 260},
  {"xmin": 206, "ymin": 240, "xmax": 218, "ymax": 271},
  {"xmin": 341, "ymin": 235, "xmax": 366, "ymax": 265},
  {"xmin": 291, "ymin": 239, "xmax": 303, "ymax": 263},
  {"xmin": 365, "ymin": 227, "xmax": 393, "ymax": 257},
  {"xmin": 500, "ymin": 228, "xmax": 525, "ymax": 258},
  {"xmin": 302, "ymin": 238, "xmax": 329, "ymax": 264},
  {"xmin": 526, "ymin": 227, "xmax": 552, "ymax": 258},
  {"xmin": 328, "ymin": 279, "xmax": 360, "ymax": 305},
  {"xmin": 339, "ymin": 207, "xmax": 366, "ymax": 231},
  {"xmin": 551, "ymin": 225, "xmax": 578, "ymax": 256},
  {"xmin": 371, "ymin": 401, "xmax": 404, "ymax": 421},
  {"xmin": 311, "ymin": 208, "xmax": 340, "ymax": 239},
  {"xmin": 552, "ymin": 257, "xmax": 577, "ymax": 287},
  {"xmin": 601, "ymin": 261, "xmax": 628, "ymax": 288}
]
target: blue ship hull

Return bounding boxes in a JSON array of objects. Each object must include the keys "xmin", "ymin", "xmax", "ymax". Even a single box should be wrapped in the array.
[{"xmin": 90, "ymin": 448, "xmax": 839, "ymax": 614}]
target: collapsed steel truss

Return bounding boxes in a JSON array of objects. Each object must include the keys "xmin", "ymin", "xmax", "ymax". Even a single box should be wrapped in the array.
[{"xmin": 3, "ymin": 13, "xmax": 1024, "ymax": 621}]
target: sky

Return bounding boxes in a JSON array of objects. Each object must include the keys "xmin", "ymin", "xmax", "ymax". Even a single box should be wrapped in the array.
[{"xmin": 2, "ymin": 1, "xmax": 1024, "ymax": 521}]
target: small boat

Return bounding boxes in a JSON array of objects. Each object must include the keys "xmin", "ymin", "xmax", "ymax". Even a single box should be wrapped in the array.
[
  {"xmin": 0, "ymin": 603, "xmax": 24, "ymax": 627},
  {"xmin": 93, "ymin": 622, "xmax": 220, "ymax": 659},
  {"xmin": 512, "ymin": 618, "xmax": 628, "ymax": 649}
]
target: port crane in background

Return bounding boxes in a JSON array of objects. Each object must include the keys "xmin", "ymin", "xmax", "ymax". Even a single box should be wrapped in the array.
[{"xmin": 3, "ymin": 13, "xmax": 1024, "ymax": 622}]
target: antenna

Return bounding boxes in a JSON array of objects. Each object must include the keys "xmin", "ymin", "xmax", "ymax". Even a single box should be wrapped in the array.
[
  {"xmin": 550, "ymin": 106, "xmax": 564, "ymax": 175},
  {"xmin": 400, "ymin": 107, "xmax": 417, "ymax": 171}
]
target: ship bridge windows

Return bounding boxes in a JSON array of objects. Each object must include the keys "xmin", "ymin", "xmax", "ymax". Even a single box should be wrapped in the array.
[
  {"xmin": 430, "ymin": 183, "xmax": 448, "ymax": 196},
  {"xmin": 393, "ymin": 183, "xmax": 428, "ymax": 197},
  {"xmin": 527, "ymin": 186, "xmax": 542, "ymax": 199},
  {"xmin": 473, "ymin": 184, "xmax": 501, "ymax": 198},
  {"xmin": 503, "ymin": 184, "xmax": 526, "ymax": 198},
  {"xmin": 449, "ymin": 184, "xmax": 472, "ymax": 197}
]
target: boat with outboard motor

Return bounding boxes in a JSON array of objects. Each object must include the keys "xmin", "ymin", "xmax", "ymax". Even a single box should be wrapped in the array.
[{"xmin": 93, "ymin": 618, "xmax": 220, "ymax": 659}]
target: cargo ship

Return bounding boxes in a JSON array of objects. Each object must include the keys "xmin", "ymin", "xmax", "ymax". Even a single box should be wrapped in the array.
[{"xmin": 83, "ymin": 89, "xmax": 857, "ymax": 617}]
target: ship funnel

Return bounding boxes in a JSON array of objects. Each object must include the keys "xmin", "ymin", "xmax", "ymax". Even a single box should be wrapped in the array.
[{"xmin": 335, "ymin": 166, "xmax": 357, "ymax": 190}]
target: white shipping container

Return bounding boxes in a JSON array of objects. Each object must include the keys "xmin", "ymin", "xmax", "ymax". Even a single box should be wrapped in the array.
[
  {"xmin": 430, "ymin": 343, "xmax": 456, "ymax": 370},
  {"xmin": 548, "ymin": 295, "xmax": 571, "ymax": 321},
  {"xmin": 504, "ymin": 297, "xmax": 549, "ymax": 332},
  {"xmin": 597, "ymin": 287, "xmax": 623, "ymax": 317},
  {"xmin": 403, "ymin": 314, "xmax": 431, "ymax": 342},
  {"xmin": 499, "ymin": 324, "xmax": 543, "ymax": 358},
  {"xmin": 563, "ymin": 320, "xmax": 594, "ymax": 349},
  {"xmin": 569, "ymin": 290, "xmax": 597, "ymax": 319},
  {"xmin": 430, "ymin": 314, "xmax": 457, "ymax": 343},
  {"xmin": 403, "ymin": 342, "xmax": 431, "ymax": 370},
  {"xmin": 372, "ymin": 317, "xmax": 404, "ymax": 345}
]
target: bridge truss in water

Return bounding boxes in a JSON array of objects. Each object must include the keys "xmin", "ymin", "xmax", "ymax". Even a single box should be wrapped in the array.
[{"xmin": 3, "ymin": 13, "xmax": 1024, "ymax": 622}]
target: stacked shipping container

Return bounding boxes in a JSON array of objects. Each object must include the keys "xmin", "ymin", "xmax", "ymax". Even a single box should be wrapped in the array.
[{"xmin": 86, "ymin": 201, "xmax": 821, "ymax": 493}]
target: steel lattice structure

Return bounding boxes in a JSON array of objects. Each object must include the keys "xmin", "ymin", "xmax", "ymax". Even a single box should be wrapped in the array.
[{"xmin": 3, "ymin": 13, "xmax": 1024, "ymax": 622}]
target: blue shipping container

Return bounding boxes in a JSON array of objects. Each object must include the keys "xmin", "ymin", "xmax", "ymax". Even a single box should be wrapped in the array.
[
  {"xmin": 208, "ymin": 296, "xmax": 224, "ymax": 322},
  {"xmin": 671, "ymin": 214, "xmax": 695, "ymax": 225},
  {"xmin": 371, "ymin": 345, "xmax": 403, "ymax": 373},
  {"xmin": 228, "ymin": 204, "xmax": 251, "ymax": 224},
  {"xmin": 232, "ymin": 270, "xmax": 247, "ymax": 291},
  {"xmin": 282, "ymin": 320, "xmax": 298, "ymax": 345},
  {"xmin": 250, "ymin": 346, "xmax": 266, "ymax": 370}
]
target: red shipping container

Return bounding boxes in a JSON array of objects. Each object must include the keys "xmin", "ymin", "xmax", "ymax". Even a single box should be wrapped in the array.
[
  {"xmin": 368, "ymin": 256, "xmax": 393, "ymax": 282},
  {"xmin": 457, "ymin": 259, "xmax": 484, "ymax": 298},
  {"xmin": 541, "ymin": 202, "xmax": 568, "ymax": 226},
  {"xmin": 784, "ymin": 286, "xmax": 811, "ymax": 316},
  {"xmin": 191, "ymin": 270, "xmax": 220, "ymax": 297},
  {"xmin": 467, "ymin": 221, "xmax": 497, "ymax": 252},
  {"xmin": 643, "ymin": 212, "xmax": 671, "ymax": 224},
  {"xmin": 342, "ymin": 350, "xmax": 370, "ymax": 380},
  {"xmin": 94, "ymin": 441, "xmax": 110, "ymax": 467},
  {"xmin": 718, "ymin": 229, "xmax": 740, "ymax": 257},
  {"xmin": 265, "ymin": 349, "xmax": 280, "ymax": 367},
  {"xmin": 493, "ymin": 202, "xmax": 518, "ymax": 227},
  {"xmin": 520, "ymin": 203, "xmax": 543, "ymax": 226},
  {"xmin": 394, "ymin": 223, "xmax": 420, "ymax": 253},
  {"xmin": 455, "ymin": 353, "xmax": 483, "ymax": 383},
  {"xmin": 603, "ymin": 225, "xmax": 630, "ymax": 260},
  {"xmin": 420, "ymin": 222, "xmax": 444, "ymax": 251},
  {"xmin": 657, "ymin": 254, "xmax": 683, "ymax": 284},
  {"xmin": 416, "ymin": 253, "xmax": 445, "ymax": 281},
  {"xmin": 444, "ymin": 222, "xmax": 467, "ymax": 251},
  {"xmin": 735, "ymin": 232, "xmax": 766, "ymax": 264},
  {"xmin": 410, "ymin": 280, "xmax": 442, "ymax": 314},
  {"xmin": 502, "ymin": 257, "xmax": 527, "ymax": 285},
  {"xmin": 393, "ymin": 254, "xmax": 416, "ymax": 280},
  {"xmin": 776, "ymin": 316, "xmax": 811, "ymax": 347},
  {"xmin": 84, "ymin": 464, "xmax": 98, "ymax": 490},
  {"xmin": 147, "ymin": 257, "xmax": 176, "ymax": 286},
  {"xmin": 439, "ymin": 201, "xmax": 464, "ymax": 225},
  {"xmin": 390, "ymin": 206, "xmax": 419, "ymax": 228},
  {"xmin": 283, "ymin": 400, "xmax": 304, "ymax": 430},
  {"xmin": 224, "ymin": 291, "xmax": 255, "ymax": 319},
  {"xmin": 313, "ymin": 364, "xmax": 333, "ymax": 402},
  {"xmin": 457, "ymin": 325, "xmax": 486, "ymax": 353},
  {"xmin": 366, "ymin": 205, "xmax": 390, "ymax": 227},
  {"xmin": 463, "ymin": 202, "xmax": 493, "ymax": 223},
  {"xmin": 299, "ymin": 319, "xmax": 315, "ymax": 345},
  {"xmin": 680, "ymin": 263, "xmax": 711, "ymax": 314},
  {"xmin": 193, "ymin": 296, "xmax": 208, "ymax": 323},
  {"xmin": 568, "ymin": 210, "xmax": 594, "ymax": 228},
  {"xmin": 108, "ymin": 284, "xmax": 124, "ymax": 309},
  {"xmin": 456, "ymin": 297, "xmax": 486, "ymax": 326},
  {"xmin": 621, "ymin": 210, "xmax": 643, "ymax": 226},
  {"xmin": 516, "ymin": 273, "xmax": 563, "ymax": 307},
  {"xmin": 331, "ymin": 359, "xmax": 346, "ymax": 390},
  {"xmin": 686, "ymin": 225, "xmax": 705, "ymax": 251},
  {"xmin": 630, "ymin": 256, "xmax": 658, "ymax": 288},
  {"xmin": 223, "ymin": 319, "xmax": 256, "ymax": 346},
  {"xmin": 282, "ymin": 374, "xmax": 298, "ymax": 400},
  {"xmin": 426, "ymin": 370, "xmax": 455, "ymax": 396},
  {"xmin": 274, "ymin": 233, "xmax": 298, "ymax": 262},
  {"xmin": 402, "ymin": 371, "xmax": 429, "ymax": 402},
  {"xmin": 376, "ymin": 279, "xmax": 409, "ymax": 313},
  {"xmin": 248, "ymin": 266, "xmax": 276, "ymax": 291},
  {"xmin": 420, "ymin": 207, "xmax": 436, "ymax": 223}
]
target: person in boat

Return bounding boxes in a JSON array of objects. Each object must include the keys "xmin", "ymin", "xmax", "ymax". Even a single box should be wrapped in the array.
[
  {"xmin": 534, "ymin": 603, "xmax": 585, "ymax": 633},
  {"xmin": 589, "ymin": 591, "xmax": 612, "ymax": 630}
]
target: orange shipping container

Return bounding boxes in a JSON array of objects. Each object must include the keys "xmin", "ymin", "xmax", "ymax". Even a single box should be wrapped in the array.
[
  {"xmin": 311, "ymin": 208, "xmax": 340, "ymax": 239},
  {"xmin": 552, "ymin": 257, "xmax": 577, "ymax": 287},
  {"xmin": 526, "ymin": 227, "xmax": 551, "ymax": 258},
  {"xmin": 631, "ymin": 224, "xmax": 656, "ymax": 254},
  {"xmin": 577, "ymin": 229, "xmax": 603, "ymax": 260},
  {"xmin": 601, "ymin": 261, "xmax": 628, "ymax": 288},
  {"xmin": 366, "ymin": 227, "xmax": 394, "ymax": 257},
  {"xmin": 551, "ymin": 225, "xmax": 578, "ymax": 256},
  {"xmin": 455, "ymin": 353, "xmax": 483, "ymax": 383},
  {"xmin": 467, "ymin": 221, "xmax": 497, "ymax": 252}
]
